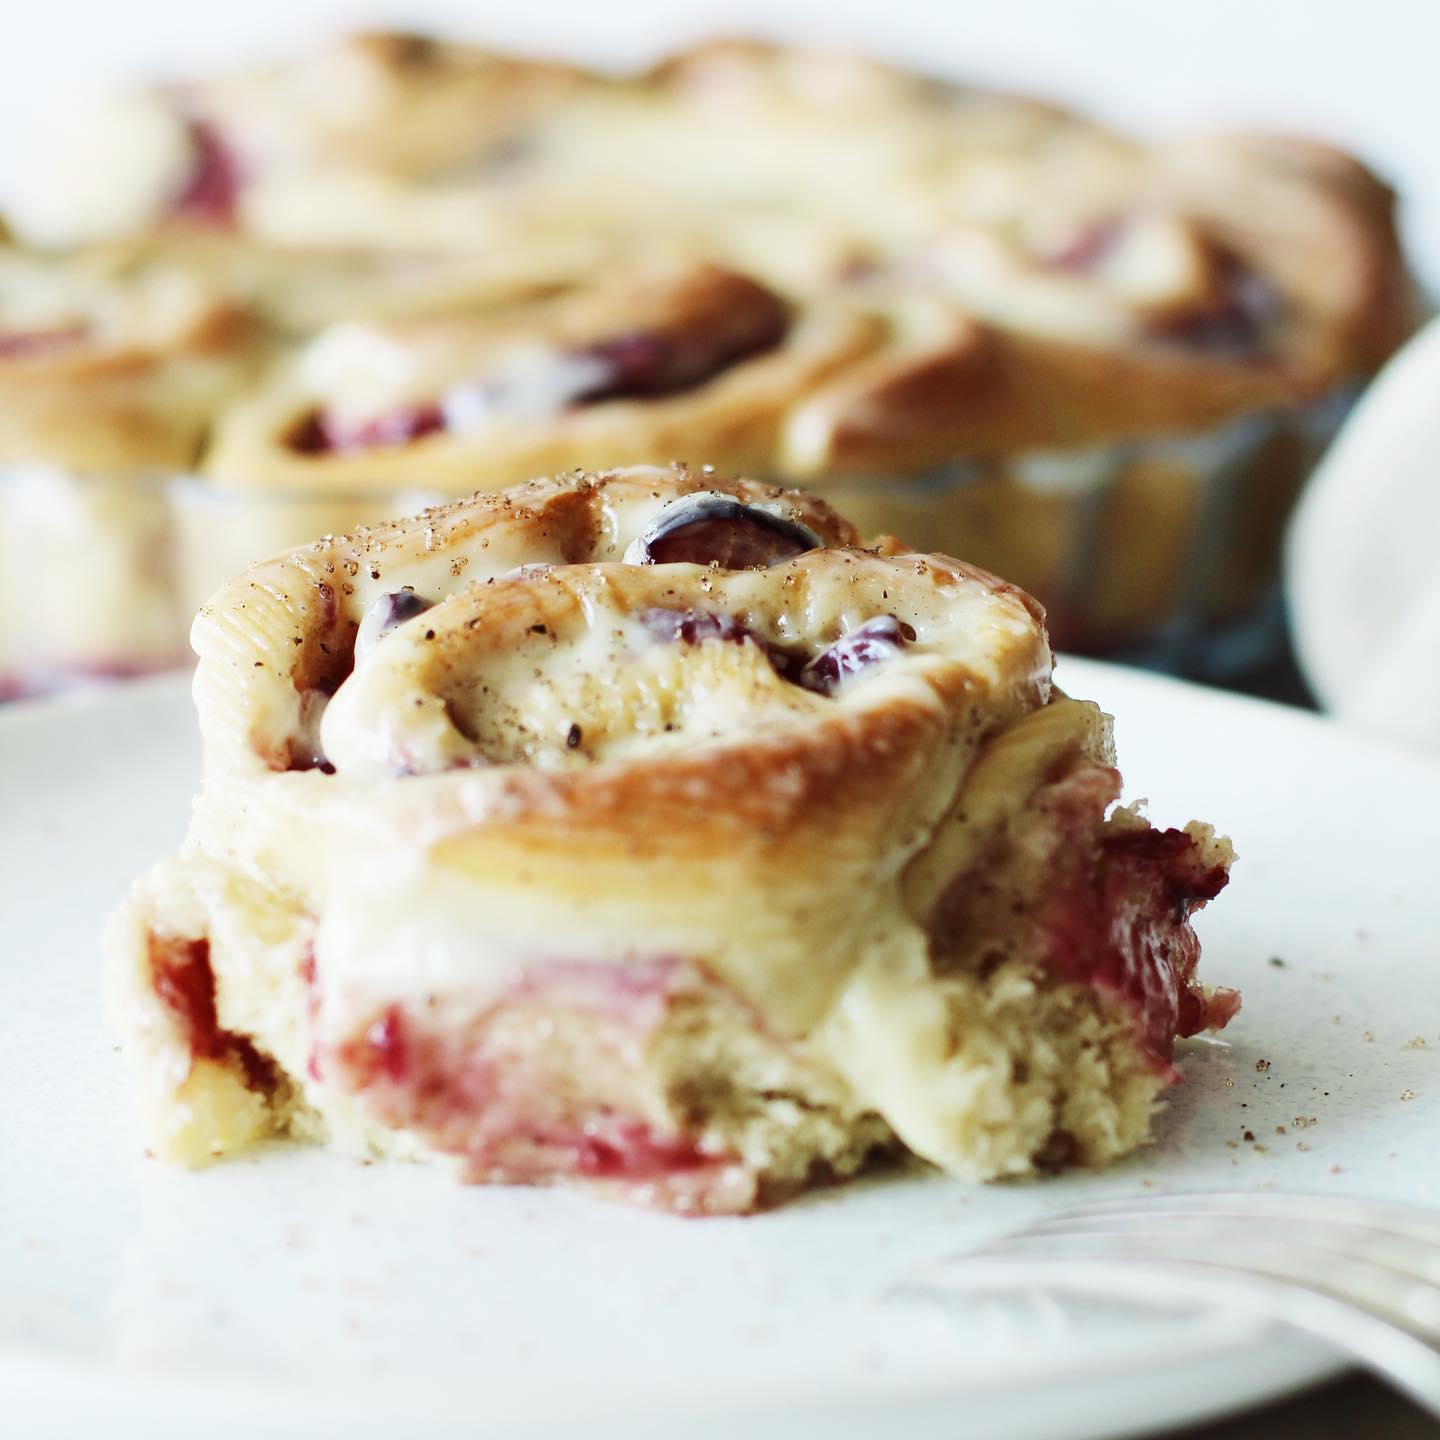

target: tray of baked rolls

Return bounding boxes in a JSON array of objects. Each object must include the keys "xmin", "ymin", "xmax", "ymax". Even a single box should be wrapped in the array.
[{"xmin": 0, "ymin": 30, "xmax": 1417, "ymax": 698}]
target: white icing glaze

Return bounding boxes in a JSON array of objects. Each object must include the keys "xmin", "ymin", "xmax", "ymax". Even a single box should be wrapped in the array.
[
  {"xmin": 441, "ymin": 346, "xmax": 611, "ymax": 434},
  {"xmin": 298, "ymin": 323, "xmax": 420, "ymax": 426},
  {"xmin": 12, "ymin": 93, "xmax": 195, "ymax": 248}
]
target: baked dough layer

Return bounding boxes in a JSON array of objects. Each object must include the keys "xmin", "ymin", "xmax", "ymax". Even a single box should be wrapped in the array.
[
  {"xmin": 0, "ymin": 247, "xmax": 257, "ymax": 691},
  {"xmin": 106, "ymin": 467, "xmax": 1236, "ymax": 1212}
]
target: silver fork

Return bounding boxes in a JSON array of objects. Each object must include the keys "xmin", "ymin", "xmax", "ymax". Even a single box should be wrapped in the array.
[{"xmin": 893, "ymin": 1191, "xmax": 1440, "ymax": 1417}]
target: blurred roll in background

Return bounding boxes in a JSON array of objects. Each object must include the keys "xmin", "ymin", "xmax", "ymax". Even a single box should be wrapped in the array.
[{"xmin": 0, "ymin": 0, "xmax": 1431, "ymax": 716}]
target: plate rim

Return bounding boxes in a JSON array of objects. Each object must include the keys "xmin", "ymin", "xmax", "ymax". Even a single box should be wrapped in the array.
[{"xmin": 5, "ymin": 657, "xmax": 1410, "ymax": 1439}]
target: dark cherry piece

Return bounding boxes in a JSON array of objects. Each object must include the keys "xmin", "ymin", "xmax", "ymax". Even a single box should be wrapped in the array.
[
  {"xmin": 637, "ymin": 607, "xmax": 812, "ymax": 686},
  {"xmin": 289, "ymin": 403, "xmax": 446, "ymax": 456},
  {"xmin": 169, "ymin": 120, "xmax": 245, "ymax": 226},
  {"xmin": 367, "ymin": 588, "xmax": 433, "ymax": 633},
  {"xmin": 632, "ymin": 494, "xmax": 820, "ymax": 569},
  {"xmin": 800, "ymin": 616, "xmax": 913, "ymax": 695},
  {"xmin": 286, "ymin": 750, "xmax": 336, "ymax": 775},
  {"xmin": 354, "ymin": 588, "xmax": 436, "ymax": 668},
  {"xmin": 574, "ymin": 296, "xmax": 786, "ymax": 404},
  {"xmin": 638, "ymin": 607, "xmax": 916, "ymax": 694},
  {"xmin": 639, "ymin": 608, "xmax": 757, "ymax": 647}
]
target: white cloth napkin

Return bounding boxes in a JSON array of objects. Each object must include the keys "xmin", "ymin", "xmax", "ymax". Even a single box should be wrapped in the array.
[{"xmin": 1286, "ymin": 316, "xmax": 1440, "ymax": 753}]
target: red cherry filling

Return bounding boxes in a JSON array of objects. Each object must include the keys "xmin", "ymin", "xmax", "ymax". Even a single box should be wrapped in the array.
[
  {"xmin": 149, "ymin": 933, "xmax": 280, "ymax": 1093},
  {"xmin": 332, "ymin": 960, "xmax": 746, "ymax": 1210},
  {"xmin": 639, "ymin": 607, "xmax": 915, "ymax": 693},
  {"xmin": 300, "ymin": 949, "xmax": 324, "ymax": 1081},
  {"xmin": 1035, "ymin": 772, "xmax": 1236, "ymax": 1074},
  {"xmin": 1046, "ymin": 221, "xmax": 1283, "ymax": 356},
  {"xmin": 361, "ymin": 1005, "xmax": 410, "ymax": 1083},
  {"xmin": 1043, "ymin": 821, "xmax": 1237, "ymax": 1073},
  {"xmin": 929, "ymin": 753, "xmax": 1235, "ymax": 1077},
  {"xmin": 0, "ymin": 324, "xmax": 90, "ymax": 361},
  {"xmin": 637, "ymin": 607, "xmax": 811, "ymax": 688},
  {"xmin": 284, "ymin": 282, "xmax": 787, "ymax": 455},
  {"xmin": 1146, "ymin": 251, "xmax": 1284, "ymax": 356},
  {"xmin": 1097, "ymin": 826, "xmax": 1238, "ymax": 1041},
  {"xmin": 560, "ymin": 1117, "xmax": 715, "ymax": 1180},
  {"xmin": 287, "ymin": 402, "xmax": 446, "ymax": 456},
  {"xmin": 169, "ymin": 120, "xmax": 245, "ymax": 226},
  {"xmin": 1045, "ymin": 220, "xmax": 1125, "ymax": 273},
  {"xmin": 800, "ymin": 616, "xmax": 914, "ymax": 695}
]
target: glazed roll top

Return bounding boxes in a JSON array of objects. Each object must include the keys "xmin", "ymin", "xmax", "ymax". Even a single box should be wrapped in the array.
[
  {"xmin": 0, "ymin": 247, "xmax": 251, "ymax": 470},
  {"xmin": 201, "ymin": 264, "xmax": 877, "ymax": 493}
]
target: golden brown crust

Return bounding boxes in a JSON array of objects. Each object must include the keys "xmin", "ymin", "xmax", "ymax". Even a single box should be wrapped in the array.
[
  {"xmin": 190, "ymin": 31, "xmax": 589, "ymax": 183},
  {"xmin": 784, "ymin": 305, "xmax": 1331, "ymax": 472},
  {"xmin": 784, "ymin": 131, "xmax": 1414, "ymax": 470},
  {"xmin": 95, "ymin": 231, "xmax": 615, "ymax": 337},
  {"xmin": 1151, "ymin": 133, "xmax": 1416, "ymax": 374},
  {"xmin": 0, "ymin": 249, "xmax": 255, "ymax": 469}
]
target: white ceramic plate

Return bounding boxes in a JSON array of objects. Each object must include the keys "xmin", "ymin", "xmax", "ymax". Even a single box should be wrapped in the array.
[{"xmin": 4, "ymin": 658, "xmax": 1438, "ymax": 1440}]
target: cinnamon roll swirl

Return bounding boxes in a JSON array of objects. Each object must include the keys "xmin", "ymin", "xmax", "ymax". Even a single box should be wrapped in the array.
[{"xmin": 106, "ymin": 466, "xmax": 1237, "ymax": 1212}]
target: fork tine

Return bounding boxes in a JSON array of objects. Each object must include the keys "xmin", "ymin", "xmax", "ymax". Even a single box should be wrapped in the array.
[
  {"xmin": 1047, "ymin": 1192, "xmax": 1440, "ymax": 1245},
  {"xmin": 968, "ymin": 1231, "xmax": 1440, "ymax": 1339},
  {"xmin": 896, "ymin": 1253, "xmax": 1440, "ymax": 1419},
  {"xmin": 1018, "ymin": 1212, "xmax": 1440, "ymax": 1281},
  {"xmin": 900, "ymin": 1189, "xmax": 1440, "ymax": 1415}
]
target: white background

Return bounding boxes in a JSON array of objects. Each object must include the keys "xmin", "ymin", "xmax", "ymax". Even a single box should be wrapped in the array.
[{"xmin": 0, "ymin": 0, "xmax": 1437, "ymax": 286}]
